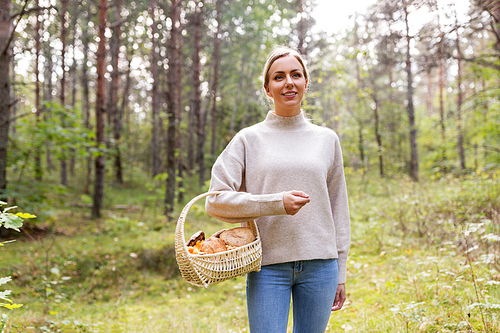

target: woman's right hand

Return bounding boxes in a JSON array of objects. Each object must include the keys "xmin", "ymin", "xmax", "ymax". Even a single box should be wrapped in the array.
[{"xmin": 283, "ymin": 190, "xmax": 310, "ymax": 215}]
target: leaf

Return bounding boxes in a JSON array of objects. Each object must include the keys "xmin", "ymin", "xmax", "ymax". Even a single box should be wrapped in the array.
[
  {"xmin": 0, "ymin": 214, "xmax": 23, "ymax": 231},
  {"xmin": 0, "ymin": 277, "xmax": 12, "ymax": 286},
  {"xmin": 0, "ymin": 290, "xmax": 12, "ymax": 301},
  {"xmin": 15, "ymin": 212, "xmax": 37, "ymax": 219},
  {"xmin": 0, "ymin": 302, "xmax": 23, "ymax": 310}
]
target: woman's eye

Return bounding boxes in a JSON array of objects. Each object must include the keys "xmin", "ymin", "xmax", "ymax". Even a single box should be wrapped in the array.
[{"xmin": 293, "ymin": 73, "xmax": 301, "ymax": 78}]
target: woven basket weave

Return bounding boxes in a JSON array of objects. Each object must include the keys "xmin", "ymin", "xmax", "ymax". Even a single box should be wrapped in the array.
[{"xmin": 175, "ymin": 191, "xmax": 262, "ymax": 288}]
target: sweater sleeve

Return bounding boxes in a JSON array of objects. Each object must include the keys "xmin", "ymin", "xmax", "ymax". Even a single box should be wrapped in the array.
[
  {"xmin": 205, "ymin": 134, "xmax": 287, "ymax": 223},
  {"xmin": 328, "ymin": 135, "xmax": 351, "ymax": 284}
]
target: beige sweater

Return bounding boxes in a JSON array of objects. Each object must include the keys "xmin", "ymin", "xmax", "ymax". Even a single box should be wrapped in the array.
[{"xmin": 206, "ymin": 111, "xmax": 350, "ymax": 283}]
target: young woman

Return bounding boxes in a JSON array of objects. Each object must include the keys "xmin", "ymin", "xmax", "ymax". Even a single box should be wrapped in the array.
[{"xmin": 205, "ymin": 46, "xmax": 350, "ymax": 333}]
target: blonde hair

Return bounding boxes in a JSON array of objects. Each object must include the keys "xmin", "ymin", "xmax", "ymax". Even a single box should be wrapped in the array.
[{"xmin": 262, "ymin": 46, "xmax": 309, "ymax": 90}]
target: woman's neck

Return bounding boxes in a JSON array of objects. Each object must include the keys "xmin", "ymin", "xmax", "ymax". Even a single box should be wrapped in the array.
[{"xmin": 272, "ymin": 106, "xmax": 302, "ymax": 117}]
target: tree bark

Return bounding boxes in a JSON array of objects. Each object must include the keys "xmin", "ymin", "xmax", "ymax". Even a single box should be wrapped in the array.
[
  {"xmin": 81, "ymin": 14, "xmax": 92, "ymax": 195},
  {"xmin": 151, "ymin": 0, "xmax": 160, "ymax": 177},
  {"xmin": 455, "ymin": 12, "xmax": 466, "ymax": 171},
  {"xmin": 188, "ymin": 0, "xmax": 204, "ymax": 173},
  {"xmin": 298, "ymin": 0, "xmax": 305, "ymax": 54},
  {"xmin": 165, "ymin": 0, "xmax": 181, "ymax": 218},
  {"xmin": 109, "ymin": 0, "xmax": 123, "ymax": 183},
  {"xmin": 59, "ymin": 0, "xmax": 68, "ymax": 186},
  {"xmin": 0, "ymin": 0, "xmax": 11, "ymax": 197},
  {"xmin": 92, "ymin": 0, "xmax": 108, "ymax": 219},
  {"xmin": 176, "ymin": 7, "xmax": 184, "ymax": 203},
  {"xmin": 404, "ymin": 3, "xmax": 419, "ymax": 181},
  {"xmin": 371, "ymin": 85, "xmax": 384, "ymax": 177},
  {"xmin": 210, "ymin": 0, "xmax": 222, "ymax": 158},
  {"xmin": 34, "ymin": 0, "xmax": 42, "ymax": 181}
]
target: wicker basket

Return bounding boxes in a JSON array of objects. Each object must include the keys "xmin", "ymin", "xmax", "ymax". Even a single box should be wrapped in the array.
[{"xmin": 175, "ymin": 191, "xmax": 262, "ymax": 288}]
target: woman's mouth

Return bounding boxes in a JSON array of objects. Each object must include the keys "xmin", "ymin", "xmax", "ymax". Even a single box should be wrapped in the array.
[{"xmin": 283, "ymin": 92, "xmax": 297, "ymax": 97}]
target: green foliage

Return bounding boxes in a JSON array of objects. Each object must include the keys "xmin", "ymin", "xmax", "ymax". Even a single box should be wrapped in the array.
[
  {"xmin": 0, "ymin": 202, "xmax": 36, "ymax": 332},
  {"xmin": 1, "ymin": 174, "xmax": 499, "ymax": 332}
]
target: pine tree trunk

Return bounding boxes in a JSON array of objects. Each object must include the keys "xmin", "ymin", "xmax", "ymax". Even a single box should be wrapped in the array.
[
  {"xmin": 404, "ymin": 5, "xmax": 419, "ymax": 181},
  {"xmin": 110, "ymin": 0, "xmax": 123, "ymax": 183},
  {"xmin": 230, "ymin": 57, "xmax": 245, "ymax": 138},
  {"xmin": 455, "ymin": 14, "xmax": 466, "ymax": 171},
  {"xmin": 165, "ymin": 0, "xmax": 181, "ymax": 218},
  {"xmin": 193, "ymin": 0, "xmax": 206, "ymax": 186},
  {"xmin": 176, "ymin": 11, "xmax": 184, "ymax": 203},
  {"xmin": 34, "ymin": 0, "xmax": 42, "ymax": 181},
  {"xmin": 210, "ymin": 0, "xmax": 222, "ymax": 158},
  {"xmin": 371, "ymin": 85, "xmax": 384, "ymax": 178},
  {"xmin": 151, "ymin": 0, "xmax": 160, "ymax": 177},
  {"xmin": 0, "ymin": 0, "xmax": 11, "ymax": 197},
  {"xmin": 82, "ymin": 23, "xmax": 92, "ymax": 195},
  {"xmin": 92, "ymin": 0, "xmax": 108, "ymax": 219},
  {"xmin": 60, "ymin": 0, "xmax": 68, "ymax": 186},
  {"xmin": 188, "ymin": 0, "xmax": 204, "ymax": 173}
]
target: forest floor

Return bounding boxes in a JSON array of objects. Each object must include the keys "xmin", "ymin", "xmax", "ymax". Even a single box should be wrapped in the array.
[{"xmin": 1, "ymin": 171, "xmax": 500, "ymax": 332}]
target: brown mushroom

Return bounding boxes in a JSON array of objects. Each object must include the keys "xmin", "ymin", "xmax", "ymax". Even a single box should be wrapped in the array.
[
  {"xmin": 200, "ymin": 236, "xmax": 227, "ymax": 254},
  {"xmin": 210, "ymin": 229, "xmax": 229, "ymax": 238},
  {"xmin": 220, "ymin": 227, "xmax": 256, "ymax": 247},
  {"xmin": 186, "ymin": 231, "xmax": 205, "ymax": 247}
]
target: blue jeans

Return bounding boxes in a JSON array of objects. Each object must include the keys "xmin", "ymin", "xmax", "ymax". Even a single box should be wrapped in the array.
[{"xmin": 246, "ymin": 259, "xmax": 339, "ymax": 333}]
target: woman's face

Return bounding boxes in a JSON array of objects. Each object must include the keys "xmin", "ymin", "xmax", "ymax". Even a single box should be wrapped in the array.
[{"xmin": 265, "ymin": 55, "xmax": 308, "ymax": 117}]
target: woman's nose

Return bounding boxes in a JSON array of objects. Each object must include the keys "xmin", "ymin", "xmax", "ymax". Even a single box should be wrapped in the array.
[{"xmin": 285, "ymin": 74, "xmax": 293, "ymax": 86}]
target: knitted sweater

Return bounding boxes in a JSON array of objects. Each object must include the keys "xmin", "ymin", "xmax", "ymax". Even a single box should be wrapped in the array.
[{"xmin": 205, "ymin": 111, "xmax": 350, "ymax": 283}]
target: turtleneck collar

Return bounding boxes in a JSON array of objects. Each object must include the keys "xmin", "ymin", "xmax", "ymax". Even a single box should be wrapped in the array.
[{"xmin": 263, "ymin": 111, "xmax": 309, "ymax": 131}]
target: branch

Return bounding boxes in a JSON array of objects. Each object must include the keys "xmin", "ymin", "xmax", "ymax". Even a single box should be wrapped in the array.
[
  {"xmin": 1, "ymin": 0, "xmax": 30, "ymax": 57},
  {"xmin": 10, "ymin": 5, "xmax": 57, "ymax": 19},
  {"xmin": 0, "ymin": 110, "xmax": 31, "ymax": 127},
  {"xmin": 455, "ymin": 55, "xmax": 500, "ymax": 71},
  {"xmin": 109, "ymin": 17, "xmax": 127, "ymax": 29}
]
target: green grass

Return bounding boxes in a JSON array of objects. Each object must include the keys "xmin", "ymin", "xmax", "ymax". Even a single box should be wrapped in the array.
[{"xmin": 1, "ymin": 171, "xmax": 500, "ymax": 332}]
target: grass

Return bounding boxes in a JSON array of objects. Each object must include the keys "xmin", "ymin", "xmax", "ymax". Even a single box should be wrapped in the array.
[{"xmin": 1, "ymin": 170, "xmax": 500, "ymax": 332}]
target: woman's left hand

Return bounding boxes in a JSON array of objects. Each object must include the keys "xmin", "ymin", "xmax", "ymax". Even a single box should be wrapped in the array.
[{"xmin": 332, "ymin": 283, "xmax": 346, "ymax": 311}]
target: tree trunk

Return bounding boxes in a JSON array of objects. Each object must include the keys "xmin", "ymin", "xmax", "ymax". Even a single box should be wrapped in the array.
[
  {"xmin": 189, "ymin": 0, "xmax": 204, "ymax": 174},
  {"xmin": 34, "ymin": 0, "xmax": 42, "ymax": 181},
  {"xmin": 165, "ymin": 0, "xmax": 181, "ymax": 218},
  {"xmin": 151, "ymin": 0, "xmax": 160, "ymax": 177},
  {"xmin": 404, "ymin": 4, "xmax": 419, "ymax": 181},
  {"xmin": 109, "ymin": 0, "xmax": 123, "ymax": 183},
  {"xmin": 298, "ymin": 0, "xmax": 305, "ymax": 54},
  {"xmin": 44, "ymin": 33, "xmax": 54, "ymax": 171},
  {"xmin": 230, "ymin": 57, "xmax": 245, "ymax": 138},
  {"xmin": 60, "ymin": 0, "xmax": 68, "ymax": 186},
  {"xmin": 82, "ymin": 21, "xmax": 92, "ymax": 195},
  {"xmin": 371, "ymin": 86, "xmax": 384, "ymax": 177},
  {"xmin": 438, "ymin": 15, "xmax": 446, "ymax": 170},
  {"xmin": 0, "ymin": 0, "xmax": 11, "ymax": 197},
  {"xmin": 455, "ymin": 13, "xmax": 466, "ymax": 171},
  {"xmin": 92, "ymin": 0, "xmax": 108, "ymax": 219},
  {"xmin": 177, "ymin": 9, "xmax": 184, "ymax": 203},
  {"xmin": 210, "ymin": 0, "xmax": 222, "ymax": 158}
]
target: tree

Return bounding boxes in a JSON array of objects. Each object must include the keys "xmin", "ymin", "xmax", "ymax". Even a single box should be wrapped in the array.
[
  {"xmin": 165, "ymin": 0, "xmax": 182, "ymax": 218},
  {"xmin": 59, "ymin": 0, "xmax": 68, "ymax": 186},
  {"xmin": 151, "ymin": 0, "xmax": 160, "ymax": 177},
  {"xmin": 0, "ymin": 0, "xmax": 12, "ymax": 198},
  {"xmin": 108, "ymin": 0, "xmax": 124, "ymax": 183},
  {"xmin": 403, "ymin": 0, "xmax": 419, "ymax": 181},
  {"xmin": 92, "ymin": 0, "xmax": 108, "ymax": 219}
]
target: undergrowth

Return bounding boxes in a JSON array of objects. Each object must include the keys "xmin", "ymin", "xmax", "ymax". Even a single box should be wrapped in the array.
[{"xmin": 0, "ymin": 171, "xmax": 499, "ymax": 332}]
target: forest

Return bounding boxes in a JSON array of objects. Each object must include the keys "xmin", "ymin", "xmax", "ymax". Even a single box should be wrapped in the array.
[{"xmin": 0, "ymin": 0, "xmax": 499, "ymax": 332}]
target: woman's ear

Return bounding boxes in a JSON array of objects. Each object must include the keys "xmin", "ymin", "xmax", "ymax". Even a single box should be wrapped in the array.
[{"xmin": 264, "ymin": 85, "xmax": 272, "ymax": 98}]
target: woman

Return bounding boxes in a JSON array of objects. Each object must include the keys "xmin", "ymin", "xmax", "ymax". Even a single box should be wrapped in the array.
[{"xmin": 205, "ymin": 46, "xmax": 350, "ymax": 333}]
